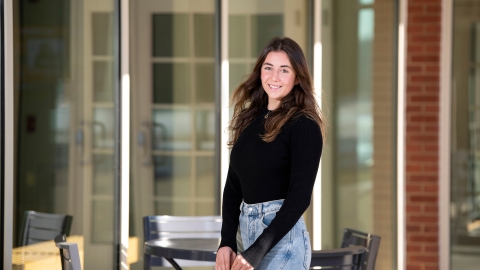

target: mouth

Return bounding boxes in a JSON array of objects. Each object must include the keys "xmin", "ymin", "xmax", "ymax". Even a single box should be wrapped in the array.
[{"xmin": 268, "ymin": 84, "xmax": 282, "ymax": 90}]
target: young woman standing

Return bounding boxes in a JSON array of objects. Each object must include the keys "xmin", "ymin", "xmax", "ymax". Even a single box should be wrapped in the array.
[{"xmin": 215, "ymin": 37, "xmax": 325, "ymax": 270}]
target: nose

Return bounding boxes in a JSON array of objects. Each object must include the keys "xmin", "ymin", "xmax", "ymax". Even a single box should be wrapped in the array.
[{"xmin": 272, "ymin": 71, "xmax": 280, "ymax": 82}]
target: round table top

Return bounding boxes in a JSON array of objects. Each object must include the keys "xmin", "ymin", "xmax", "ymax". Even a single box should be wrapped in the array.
[{"xmin": 144, "ymin": 238, "xmax": 220, "ymax": 262}]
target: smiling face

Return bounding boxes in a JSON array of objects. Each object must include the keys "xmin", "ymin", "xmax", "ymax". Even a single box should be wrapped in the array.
[{"xmin": 261, "ymin": 51, "xmax": 297, "ymax": 110}]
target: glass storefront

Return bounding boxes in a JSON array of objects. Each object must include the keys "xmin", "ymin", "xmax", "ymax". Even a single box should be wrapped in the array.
[
  {"xmin": 7, "ymin": 0, "xmax": 398, "ymax": 269},
  {"xmin": 451, "ymin": 0, "xmax": 480, "ymax": 268},
  {"xmin": 12, "ymin": 0, "xmax": 121, "ymax": 268}
]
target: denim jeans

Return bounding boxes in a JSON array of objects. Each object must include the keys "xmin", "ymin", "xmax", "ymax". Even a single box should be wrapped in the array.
[{"xmin": 238, "ymin": 199, "xmax": 311, "ymax": 270}]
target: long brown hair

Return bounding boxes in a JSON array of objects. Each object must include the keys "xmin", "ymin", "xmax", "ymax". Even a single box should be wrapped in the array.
[{"xmin": 228, "ymin": 37, "xmax": 326, "ymax": 146}]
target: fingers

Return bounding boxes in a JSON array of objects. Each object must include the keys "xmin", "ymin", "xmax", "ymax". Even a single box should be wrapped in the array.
[
  {"xmin": 215, "ymin": 247, "xmax": 234, "ymax": 270},
  {"xmin": 231, "ymin": 254, "xmax": 253, "ymax": 270}
]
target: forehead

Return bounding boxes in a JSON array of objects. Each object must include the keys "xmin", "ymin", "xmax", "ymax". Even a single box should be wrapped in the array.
[{"xmin": 263, "ymin": 51, "xmax": 291, "ymax": 65}]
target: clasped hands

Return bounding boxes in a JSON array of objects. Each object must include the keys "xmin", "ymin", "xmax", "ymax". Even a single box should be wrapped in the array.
[{"xmin": 215, "ymin": 246, "xmax": 254, "ymax": 270}]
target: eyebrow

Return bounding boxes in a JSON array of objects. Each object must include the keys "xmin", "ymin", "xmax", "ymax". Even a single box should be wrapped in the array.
[{"xmin": 263, "ymin": 62, "xmax": 292, "ymax": 69}]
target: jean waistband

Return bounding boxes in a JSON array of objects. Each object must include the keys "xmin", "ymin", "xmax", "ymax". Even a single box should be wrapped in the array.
[{"xmin": 240, "ymin": 199, "xmax": 284, "ymax": 215}]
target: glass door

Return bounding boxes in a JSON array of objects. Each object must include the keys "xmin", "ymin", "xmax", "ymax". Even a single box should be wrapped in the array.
[
  {"xmin": 451, "ymin": 1, "xmax": 480, "ymax": 268},
  {"xmin": 12, "ymin": 0, "xmax": 125, "ymax": 269},
  {"xmin": 130, "ymin": 0, "xmax": 218, "ymax": 268}
]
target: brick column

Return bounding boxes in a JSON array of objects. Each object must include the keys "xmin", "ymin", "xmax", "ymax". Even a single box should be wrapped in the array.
[{"xmin": 405, "ymin": 0, "xmax": 441, "ymax": 269}]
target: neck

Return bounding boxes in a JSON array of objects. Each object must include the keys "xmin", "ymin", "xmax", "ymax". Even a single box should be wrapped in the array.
[{"xmin": 267, "ymin": 100, "xmax": 279, "ymax": 110}]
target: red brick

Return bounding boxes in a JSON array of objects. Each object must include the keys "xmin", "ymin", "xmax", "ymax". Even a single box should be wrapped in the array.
[
  {"xmin": 407, "ymin": 184, "xmax": 422, "ymax": 192},
  {"xmin": 411, "ymin": 75, "xmax": 439, "ymax": 82},
  {"xmin": 410, "ymin": 195, "xmax": 438, "ymax": 202},
  {"xmin": 411, "ymin": 55, "xmax": 439, "ymax": 62},
  {"xmin": 409, "ymin": 6, "xmax": 424, "ymax": 13},
  {"xmin": 411, "ymin": 15, "xmax": 441, "ymax": 23},
  {"xmin": 425, "ymin": 125, "xmax": 439, "ymax": 132},
  {"xmin": 407, "ymin": 126, "xmax": 422, "ymax": 133},
  {"xmin": 408, "ymin": 45, "xmax": 424, "ymax": 53},
  {"xmin": 408, "ymin": 65, "xmax": 423, "ymax": 72},
  {"xmin": 410, "ymin": 116, "xmax": 438, "ymax": 122},
  {"xmin": 407, "ymin": 105, "xmax": 422, "ymax": 112},
  {"xmin": 407, "ymin": 244, "xmax": 422, "ymax": 252},
  {"xmin": 407, "ymin": 205, "xmax": 422, "ymax": 212},
  {"xmin": 410, "ymin": 255, "xmax": 439, "ymax": 262},
  {"xmin": 406, "ymin": 165, "xmax": 423, "ymax": 172},
  {"xmin": 406, "ymin": 265, "xmax": 422, "ymax": 270},
  {"xmin": 425, "ymin": 205, "xmax": 438, "ymax": 212},
  {"xmin": 425, "ymin": 225, "xmax": 438, "ymax": 232},
  {"xmin": 425, "ymin": 85, "xmax": 439, "ymax": 92},
  {"xmin": 407, "ymin": 86, "xmax": 423, "ymax": 92},
  {"xmin": 426, "ymin": 6, "xmax": 441, "ymax": 13},
  {"xmin": 409, "ymin": 135, "xmax": 438, "ymax": 143},
  {"xmin": 410, "ymin": 235, "xmax": 438, "ymax": 243},
  {"xmin": 409, "ymin": 175, "xmax": 437, "ymax": 183},
  {"xmin": 424, "ymin": 165, "xmax": 439, "ymax": 172},
  {"xmin": 425, "ymin": 65, "xmax": 440, "ymax": 72},
  {"xmin": 410, "ymin": 215, "xmax": 438, "ymax": 223},
  {"xmin": 410, "ymin": 155, "xmax": 438, "ymax": 162},
  {"xmin": 410, "ymin": 35, "xmax": 441, "ymax": 43},
  {"xmin": 407, "ymin": 225, "xmax": 422, "ymax": 232}
]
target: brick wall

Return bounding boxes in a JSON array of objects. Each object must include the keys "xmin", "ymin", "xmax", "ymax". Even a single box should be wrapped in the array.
[{"xmin": 405, "ymin": 0, "xmax": 441, "ymax": 269}]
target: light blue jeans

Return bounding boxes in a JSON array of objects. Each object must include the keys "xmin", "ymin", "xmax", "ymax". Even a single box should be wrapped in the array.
[{"xmin": 238, "ymin": 199, "xmax": 311, "ymax": 270}]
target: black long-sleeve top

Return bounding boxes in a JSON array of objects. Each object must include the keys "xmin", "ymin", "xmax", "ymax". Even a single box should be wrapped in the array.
[{"xmin": 219, "ymin": 107, "xmax": 323, "ymax": 268}]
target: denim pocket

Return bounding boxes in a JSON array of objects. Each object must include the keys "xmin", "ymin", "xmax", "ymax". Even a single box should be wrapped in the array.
[
  {"xmin": 261, "ymin": 211, "xmax": 277, "ymax": 228},
  {"xmin": 302, "ymin": 230, "xmax": 312, "ymax": 270}
]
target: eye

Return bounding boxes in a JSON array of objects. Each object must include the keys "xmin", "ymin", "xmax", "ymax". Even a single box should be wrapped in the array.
[
  {"xmin": 263, "ymin": 66, "xmax": 272, "ymax": 71},
  {"xmin": 281, "ymin": 69, "xmax": 289, "ymax": 73}
]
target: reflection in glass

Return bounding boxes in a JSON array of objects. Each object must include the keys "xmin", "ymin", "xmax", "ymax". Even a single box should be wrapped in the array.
[
  {"xmin": 152, "ymin": 14, "xmax": 189, "ymax": 57},
  {"xmin": 154, "ymin": 155, "xmax": 191, "ymax": 216},
  {"xmin": 153, "ymin": 63, "xmax": 190, "ymax": 104},
  {"xmin": 196, "ymin": 156, "xmax": 215, "ymax": 198},
  {"xmin": 93, "ymin": 108, "xmax": 115, "ymax": 148},
  {"xmin": 229, "ymin": 15, "xmax": 247, "ymax": 58},
  {"xmin": 92, "ymin": 200, "xmax": 113, "ymax": 243},
  {"xmin": 152, "ymin": 109, "xmax": 192, "ymax": 150},
  {"xmin": 93, "ymin": 154, "xmax": 114, "ymax": 195},
  {"xmin": 250, "ymin": 15, "xmax": 283, "ymax": 57},
  {"xmin": 196, "ymin": 110, "xmax": 215, "ymax": 150},
  {"xmin": 195, "ymin": 63, "xmax": 215, "ymax": 103},
  {"xmin": 156, "ymin": 201, "xmax": 190, "ymax": 216},
  {"xmin": 229, "ymin": 63, "xmax": 248, "ymax": 93},
  {"xmin": 194, "ymin": 14, "xmax": 215, "ymax": 57},
  {"xmin": 92, "ymin": 13, "xmax": 113, "ymax": 56},
  {"xmin": 196, "ymin": 202, "xmax": 215, "ymax": 216},
  {"xmin": 93, "ymin": 61, "xmax": 114, "ymax": 102},
  {"xmin": 154, "ymin": 155, "xmax": 191, "ymax": 196}
]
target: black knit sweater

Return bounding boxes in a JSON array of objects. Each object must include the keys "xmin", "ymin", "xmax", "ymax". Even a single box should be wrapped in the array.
[{"xmin": 219, "ymin": 107, "xmax": 323, "ymax": 268}]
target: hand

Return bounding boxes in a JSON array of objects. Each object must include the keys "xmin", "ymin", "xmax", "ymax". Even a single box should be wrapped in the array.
[
  {"xmin": 231, "ymin": 254, "xmax": 254, "ymax": 270},
  {"xmin": 215, "ymin": 246, "xmax": 236, "ymax": 270}
]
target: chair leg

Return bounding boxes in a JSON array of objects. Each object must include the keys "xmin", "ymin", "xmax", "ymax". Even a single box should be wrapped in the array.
[
  {"xmin": 144, "ymin": 254, "xmax": 151, "ymax": 270},
  {"xmin": 165, "ymin": 258, "xmax": 183, "ymax": 270}
]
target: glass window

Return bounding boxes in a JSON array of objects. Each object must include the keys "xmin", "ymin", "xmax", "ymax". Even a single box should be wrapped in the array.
[
  {"xmin": 320, "ymin": 0, "xmax": 397, "ymax": 269},
  {"xmin": 451, "ymin": 1, "xmax": 480, "ymax": 268},
  {"xmin": 130, "ymin": 0, "xmax": 217, "ymax": 268},
  {"xmin": 12, "ymin": 0, "xmax": 124, "ymax": 269}
]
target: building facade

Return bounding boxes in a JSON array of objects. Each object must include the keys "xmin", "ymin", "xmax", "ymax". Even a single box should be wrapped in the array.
[{"xmin": 1, "ymin": 0, "xmax": 479, "ymax": 269}]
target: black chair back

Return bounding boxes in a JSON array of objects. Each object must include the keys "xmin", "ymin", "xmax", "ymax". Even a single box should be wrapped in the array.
[
  {"xmin": 341, "ymin": 228, "xmax": 381, "ymax": 270},
  {"xmin": 143, "ymin": 215, "xmax": 221, "ymax": 270},
  {"xmin": 310, "ymin": 246, "xmax": 367, "ymax": 270},
  {"xmin": 19, "ymin": 210, "xmax": 73, "ymax": 246}
]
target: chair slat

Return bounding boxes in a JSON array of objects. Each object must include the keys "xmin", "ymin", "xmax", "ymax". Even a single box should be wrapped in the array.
[{"xmin": 143, "ymin": 215, "xmax": 222, "ymax": 270}]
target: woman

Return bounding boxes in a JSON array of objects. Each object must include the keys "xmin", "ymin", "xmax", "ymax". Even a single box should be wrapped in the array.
[{"xmin": 215, "ymin": 37, "xmax": 325, "ymax": 270}]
